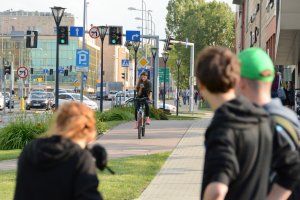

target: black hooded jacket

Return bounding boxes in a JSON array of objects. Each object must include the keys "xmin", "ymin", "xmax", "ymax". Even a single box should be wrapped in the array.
[
  {"xmin": 201, "ymin": 96, "xmax": 273, "ymax": 200},
  {"xmin": 14, "ymin": 135, "xmax": 102, "ymax": 200}
]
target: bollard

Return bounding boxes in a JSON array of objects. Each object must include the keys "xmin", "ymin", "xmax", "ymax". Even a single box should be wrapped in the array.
[{"xmin": 20, "ymin": 97, "xmax": 25, "ymax": 112}]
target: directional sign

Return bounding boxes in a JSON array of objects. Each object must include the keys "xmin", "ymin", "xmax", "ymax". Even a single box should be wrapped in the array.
[
  {"xmin": 89, "ymin": 26, "xmax": 100, "ymax": 38},
  {"xmin": 121, "ymin": 59, "xmax": 130, "ymax": 67},
  {"xmin": 17, "ymin": 66, "xmax": 28, "ymax": 79},
  {"xmin": 59, "ymin": 67, "xmax": 64, "ymax": 73},
  {"xmin": 70, "ymin": 26, "xmax": 84, "ymax": 37},
  {"xmin": 76, "ymin": 49, "xmax": 90, "ymax": 73},
  {"xmin": 42, "ymin": 69, "xmax": 48, "ymax": 74},
  {"xmin": 83, "ymin": 74, "xmax": 87, "ymax": 81},
  {"xmin": 159, "ymin": 67, "xmax": 170, "ymax": 82},
  {"xmin": 126, "ymin": 30, "xmax": 140, "ymax": 41}
]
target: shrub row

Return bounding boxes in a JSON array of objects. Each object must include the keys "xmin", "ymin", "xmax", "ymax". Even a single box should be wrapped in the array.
[{"xmin": 0, "ymin": 106, "xmax": 168, "ymax": 150}]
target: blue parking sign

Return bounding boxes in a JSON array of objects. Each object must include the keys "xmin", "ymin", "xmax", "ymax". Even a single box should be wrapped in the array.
[{"xmin": 76, "ymin": 49, "xmax": 89, "ymax": 72}]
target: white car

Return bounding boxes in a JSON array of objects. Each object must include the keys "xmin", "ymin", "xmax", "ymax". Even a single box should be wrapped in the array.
[
  {"xmin": 158, "ymin": 103, "xmax": 177, "ymax": 113},
  {"xmin": 112, "ymin": 91, "xmax": 131, "ymax": 106},
  {"xmin": 58, "ymin": 93, "xmax": 98, "ymax": 110}
]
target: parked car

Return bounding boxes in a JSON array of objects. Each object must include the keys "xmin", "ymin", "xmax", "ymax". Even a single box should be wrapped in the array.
[
  {"xmin": 112, "ymin": 91, "xmax": 131, "ymax": 106},
  {"xmin": 26, "ymin": 92, "xmax": 53, "ymax": 110},
  {"xmin": 107, "ymin": 90, "xmax": 118, "ymax": 101},
  {"xmin": 124, "ymin": 98, "xmax": 176, "ymax": 113},
  {"xmin": 0, "ymin": 93, "xmax": 5, "ymax": 110},
  {"xmin": 58, "ymin": 93, "xmax": 98, "ymax": 110}
]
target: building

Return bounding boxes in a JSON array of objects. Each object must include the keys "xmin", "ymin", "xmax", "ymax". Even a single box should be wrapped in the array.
[{"xmin": 233, "ymin": 0, "xmax": 300, "ymax": 87}]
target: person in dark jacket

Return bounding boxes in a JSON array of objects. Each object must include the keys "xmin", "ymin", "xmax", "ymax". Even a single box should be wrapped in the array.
[
  {"xmin": 238, "ymin": 47, "xmax": 300, "ymax": 200},
  {"xmin": 195, "ymin": 46, "xmax": 273, "ymax": 200},
  {"xmin": 14, "ymin": 102, "xmax": 103, "ymax": 200}
]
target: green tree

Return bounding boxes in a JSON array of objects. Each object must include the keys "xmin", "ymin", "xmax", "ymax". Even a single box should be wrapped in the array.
[{"xmin": 166, "ymin": 0, "xmax": 235, "ymax": 88}]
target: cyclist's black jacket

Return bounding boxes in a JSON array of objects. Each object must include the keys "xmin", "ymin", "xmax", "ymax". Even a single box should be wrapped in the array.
[
  {"xmin": 137, "ymin": 80, "xmax": 152, "ymax": 98},
  {"xmin": 201, "ymin": 96, "xmax": 273, "ymax": 200}
]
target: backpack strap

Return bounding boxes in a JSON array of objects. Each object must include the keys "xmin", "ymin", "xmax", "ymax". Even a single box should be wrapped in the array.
[{"xmin": 273, "ymin": 115, "xmax": 299, "ymax": 145}]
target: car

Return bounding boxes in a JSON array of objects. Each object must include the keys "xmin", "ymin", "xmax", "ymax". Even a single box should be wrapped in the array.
[
  {"xmin": 124, "ymin": 98, "xmax": 176, "ymax": 113},
  {"xmin": 107, "ymin": 90, "xmax": 118, "ymax": 101},
  {"xmin": 112, "ymin": 91, "xmax": 131, "ymax": 106},
  {"xmin": 26, "ymin": 92, "xmax": 53, "ymax": 110},
  {"xmin": 0, "ymin": 93, "xmax": 5, "ymax": 110},
  {"xmin": 58, "ymin": 93, "xmax": 98, "ymax": 110}
]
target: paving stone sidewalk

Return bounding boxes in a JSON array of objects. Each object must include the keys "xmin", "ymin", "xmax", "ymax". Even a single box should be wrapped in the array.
[{"xmin": 138, "ymin": 118, "xmax": 210, "ymax": 200}]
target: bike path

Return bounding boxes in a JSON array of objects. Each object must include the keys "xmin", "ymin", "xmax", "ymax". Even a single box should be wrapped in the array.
[{"xmin": 0, "ymin": 120, "xmax": 195, "ymax": 170}]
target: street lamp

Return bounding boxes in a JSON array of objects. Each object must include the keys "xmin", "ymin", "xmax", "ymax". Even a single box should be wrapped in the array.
[
  {"xmin": 132, "ymin": 40, "xmax": 140, "ymax": 98},
  {"xmin": 151, "ymin": 47, "xmax": 158, "ymax": 106},
  {"xmin": 51, "ymin": 6, "xmax": 65, "ymax": 110},
  {"xmin": 176, "ymin": 59, "xmax": 181, "ymax": 116},
  {"xmin": 98, "ymin": 25, "xmax": 108, "ymax": 112},
  {"xmin": 162, "ymin": 52, "xmax": 169, "ymax": 111}
]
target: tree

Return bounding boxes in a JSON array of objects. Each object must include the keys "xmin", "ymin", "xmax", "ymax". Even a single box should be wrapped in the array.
[{"xmin": 166, "ymin": 0, "xmax": 235, "ymax": 88}]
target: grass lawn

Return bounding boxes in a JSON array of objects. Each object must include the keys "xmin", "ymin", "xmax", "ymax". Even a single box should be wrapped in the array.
[
  {"xmin": 0, "ymin": 150, "xmax": 21, "ymax": 161},
  {"xmin": 0, "ymin": 152, "xmax": 170, "ymax": 200},
  {"xmin": 168, "ymin": 115, "xmax": 198, "ymax": 120}
]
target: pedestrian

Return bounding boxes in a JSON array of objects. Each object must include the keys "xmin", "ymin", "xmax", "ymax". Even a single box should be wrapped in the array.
[
  {"xmin": 14, "ymin": 102, "xmax": 103, "ymax": 200},
  {"xmin": 134, "ymin": 71, "xmax": 152, "ymax": 128},
  {"xmin": 186, "ymin": 88, "xmax": 190, "ymax": 105},
  {"xmin": 196, "ymin": 46, "xmax": 273, "ymax": 200},
  {"xmin": 182, "ymin": 89, "xmax": 187, "ymax": 105},
  {"xmin": 238, "ymin": 47, "xmax": 300, "ymax": 200},
  {"xmin": 286, "ymin": 81, "xmax": 295, "ymax": 109},
  {"xmin": 194, "ymin": 90, "xmax": 199, "ymax": 105}
]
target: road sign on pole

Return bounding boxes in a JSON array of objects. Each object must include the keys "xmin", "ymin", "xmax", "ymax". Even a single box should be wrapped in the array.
[
  {"xmin": 139, "ymin": 56, "xmax": 149, "ymax": 67},
  {"xmin": 76, "ymin": 49, "xmax": 90, "ymax": 72},
  {"xmin": 89, "ymin": 26, "xmax": 100, "ymax": 38},
  {"xmin": 17, "ymin": 66, "xmax": 28, "ymax": 79},
  {"xmin": 126, "ymin": 30, "xmax": 140, "ymax": 41},
  {"xmin": 121, "ymin": 59, "xmax": 130, "ymax": 67},
  {"xmin": 70, "ymin": 26, "xmax": 84, "ymax": 37}
]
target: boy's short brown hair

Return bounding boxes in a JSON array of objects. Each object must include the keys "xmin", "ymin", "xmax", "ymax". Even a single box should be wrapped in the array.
[{"xmin": 195, "ymin": 46, "xmax": 240, "ymax": 93}]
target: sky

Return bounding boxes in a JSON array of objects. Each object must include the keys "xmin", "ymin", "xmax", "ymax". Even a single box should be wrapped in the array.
[{"xmin": 2, "ymin": 0, "xmax": 236, "ymax": 54}]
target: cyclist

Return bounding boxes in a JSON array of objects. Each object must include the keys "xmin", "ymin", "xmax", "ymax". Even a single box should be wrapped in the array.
[{"xmin": 135, "ymin": 71, "xmax": 152, "ymax": 129}]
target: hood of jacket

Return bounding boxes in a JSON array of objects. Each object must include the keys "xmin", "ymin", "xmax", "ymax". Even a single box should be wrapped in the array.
[
  {"xmin": 210, "ymin": 96, "xmax": 270, "ymax": 129},
  {"xmin": 22, "ymin": 135, "xmax": 81, "ymax": 169}
]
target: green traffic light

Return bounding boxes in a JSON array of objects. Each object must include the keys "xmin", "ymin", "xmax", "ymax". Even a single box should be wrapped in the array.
[
  {"xmin": 112, "ymin": 39, "xmax": 116, "ymax": 44},
  {"xmin": 61, "ymin": 39, "xmax": 65, "ymax": 44}
]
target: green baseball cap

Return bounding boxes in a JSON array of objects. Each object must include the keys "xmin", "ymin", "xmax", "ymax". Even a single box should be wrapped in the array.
[{"xmin": 238, "ymin": 48, "xmax": 275, "ymax": 82}]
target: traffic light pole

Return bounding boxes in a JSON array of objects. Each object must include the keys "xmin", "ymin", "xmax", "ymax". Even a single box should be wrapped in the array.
[
  {"xmin": 171, "ymin": 40, "xmax": 194, "ymax": 112},
  {"xmin": 55, "ymin": 26, "xmax": 59, "ymax": 109},
  {"xmin": 80, "ymin": 0, "xmax": 87, "ymax": 102}
]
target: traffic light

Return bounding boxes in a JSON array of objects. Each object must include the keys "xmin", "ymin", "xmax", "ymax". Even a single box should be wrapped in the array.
[
  {"xmin": 49, "ymin": 69, "xmax": 53, "ymax": 75},
  {"xmin": 121, "ymin": 73, "xmax": 125, "ymax": 79},
  {"xmin": 4, "ymin": 65, "xmax": 11, "ymax": 75},
  {"xmin": 109, "ymin": 26, "xmax": 122, "ymax": 45},
  {"xmin": 30, "ymin": 68, "xmax": 34, "ymax": 74},
  {"xmin": 26, "ymin": 30, "xmax": 38, "ymax": 48},
  {"xmin": 164, "ymin": 35, "xmax": 175, "ymax": 51},
  {"xmin": 58, "ymin": 26, "xmax": 69, "ymax": 45}
]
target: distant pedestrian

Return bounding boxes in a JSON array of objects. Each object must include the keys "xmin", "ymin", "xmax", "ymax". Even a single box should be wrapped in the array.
[
  {"xmin": 182, "ymin": 89, "xmax": 187, "ymax": 105},
  {"xmin": 14, "ymin": 102, "xmax": 103, "ymax": 200},
  {"xmin": 194, "ymin": 90, "xmax": 199, "ymax": 105},
  {"xmin": 196, "ymin": 46, "xmax": 273, "ymax": 200},
  {"xmin": 186, "ymin": 89, "xmax": 190, "ymax": 105}
]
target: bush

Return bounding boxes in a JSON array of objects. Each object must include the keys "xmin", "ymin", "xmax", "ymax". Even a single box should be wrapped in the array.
[
  {"xmin": 0, "ymin": 113, "xmax": 52, "ymax": 150},
  {"xmin": 150, "ymin": 107, "xmax": 168, "ymax": 120},
  {"xmin": 95, "ymin": 107, "xmax": 134, "ymax": 122}
]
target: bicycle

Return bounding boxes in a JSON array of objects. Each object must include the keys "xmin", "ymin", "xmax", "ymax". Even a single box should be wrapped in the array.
[{"xmin": 135, "ymin": 97, "xmax": 148, "ymax": 139}]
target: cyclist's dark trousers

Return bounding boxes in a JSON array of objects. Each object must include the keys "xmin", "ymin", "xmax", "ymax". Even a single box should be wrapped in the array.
[{"xmin": 135, "ymin": 101, "xmax": 149, "ymax": 121}]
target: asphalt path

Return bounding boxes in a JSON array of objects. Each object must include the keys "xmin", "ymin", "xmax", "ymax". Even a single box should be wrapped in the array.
[
  {"xmin": 94, "ymin": 120, "xmax": 194, "ymax": 159},
  {"xmin": 0, "ymin": 119, "xmax": 195, "ymax": 170}
]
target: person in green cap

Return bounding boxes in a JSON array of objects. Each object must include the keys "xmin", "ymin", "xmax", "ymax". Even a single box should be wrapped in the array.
[
  {"xmin": 196, "ymin": 46, "xmax": 273, "ymax": 200},
  {"xmin": 238, "ymin": 47, "xmax": 300, "ymax": 200}
]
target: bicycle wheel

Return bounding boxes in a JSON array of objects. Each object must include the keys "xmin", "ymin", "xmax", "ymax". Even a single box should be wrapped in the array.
[
  {"xmin": 138, "ymin": 113, "xmax": 142, "ymax": 139},
  {"xmin": 142, "ymin": 116, "xmax": 145, "ymax": 137}
]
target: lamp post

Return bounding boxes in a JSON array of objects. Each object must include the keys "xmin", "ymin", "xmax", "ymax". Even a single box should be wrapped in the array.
[
  {"xmin": 51, "ymin": 6, "xmax": 65, "ymax": 110},
  {"xmin": 98, "ymin": 25, "xmax": 108, "ymax": 112},
  {"xmin": 151, "ymin": 48, "xmax": 157, "ymax": 106},
  {"xmin": 176, "ymin": 59, "xmax": 181, "ymax": 116},
  {"xmin": 162, "ymin": 52, "xmax": 169, "ymax": 111},
  {"xmin": 132, "ymin": 40, "xmax": 140, "ymax": 98}
]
